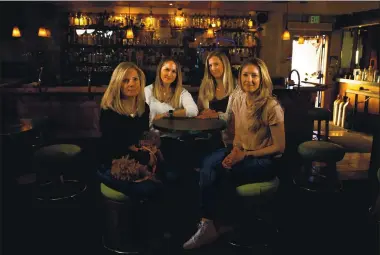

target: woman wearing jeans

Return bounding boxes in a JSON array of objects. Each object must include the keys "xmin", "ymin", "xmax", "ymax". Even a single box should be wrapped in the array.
[{"xmin": 183, "ymin": 58, "xmax": 286, "ymax": 250}]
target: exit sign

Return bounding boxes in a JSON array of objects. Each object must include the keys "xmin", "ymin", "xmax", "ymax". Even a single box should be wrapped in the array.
[{"xmin": 309, "ymin": 15, "xmax": 320, "ymax": 24}]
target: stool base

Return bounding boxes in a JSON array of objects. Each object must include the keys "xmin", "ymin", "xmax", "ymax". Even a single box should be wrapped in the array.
[
  {"xmin": 228, "ymin": 217, "xmax": 279, "ymax": 250},
  {"xmin": 102, "ymin": 236, "xmax": 142, "ymax": 254},
  {"xmin": 35, "ymin": 180, "xmax": 87, "ymax": 201}
]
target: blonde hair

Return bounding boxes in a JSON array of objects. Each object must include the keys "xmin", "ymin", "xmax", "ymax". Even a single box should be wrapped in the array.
[
  {"xmin": 198, "ymin": 51, "xmax": 235, "ymax": 110},
  {"xmin": 152, "ymin": 57, "xmax": 183, "ymax": 109},
  {"xmin": 100, "ymin": 62, "xmax": 146, "ymax": 116},
  {"xmin": 238, "ymin": 58, "xmax": 281, "ymax": 132}
]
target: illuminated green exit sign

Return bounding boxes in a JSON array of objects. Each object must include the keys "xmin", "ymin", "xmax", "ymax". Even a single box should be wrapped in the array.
[{"xmin": 309, "ymin": 15, "xmax": 320, "ymax": 24}]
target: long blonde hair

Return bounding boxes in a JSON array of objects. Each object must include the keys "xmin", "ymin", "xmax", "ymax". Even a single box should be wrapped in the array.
[
  {"xmin": 198, "ymin": 51, "xmax": 235, "ymax": 110},
  {"xmin": 152, "ymin": 57, "xmax": 183, "ymax": 109},
  {"xmin": 101, "ymin": 62, "xmax": 146, "ymax": 116},
  {"xmin": 238, "ymin": 58, "xmax": 280, "ymax": 132}
]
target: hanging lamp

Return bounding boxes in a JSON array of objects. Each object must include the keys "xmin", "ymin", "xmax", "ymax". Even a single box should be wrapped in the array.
[
  {"xmin": 206, "ymin": 1, "xmax": 215, "ymax": 39},
  {"xmin": 126, "ymin": 4, "xmax": 134, "ymax": 39},
  {"xmin": 282, "ymin": 2, "xmax": 290, "ymax": 40}
]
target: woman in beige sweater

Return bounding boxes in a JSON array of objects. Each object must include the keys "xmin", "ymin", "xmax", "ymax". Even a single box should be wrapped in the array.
[{"xmin": 183, "ymin": 58, "xmax": 286, "ymax": 250}]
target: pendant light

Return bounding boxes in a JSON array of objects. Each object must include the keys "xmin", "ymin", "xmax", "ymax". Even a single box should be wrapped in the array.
[
  {"xmin": 206, "ymin": 1, "xmax": 214, "ymax": 39},
  {"xmin": 12, "ymin": 26, "xmax": 21, "ymax": 37},
  {"xmin": 282, "ymin": 2, "xmax": 290, "ymax": 40},
  {"xmin": 126, "ymin": 4, "xmax": 134, "ymax": 39},
  {"xmin": 38, "ymin": 27, "xmax": 49, "ymax": 37},
  {"xmin": 298, "ymin": 13, "xmax": 305, "ymax": 44}
]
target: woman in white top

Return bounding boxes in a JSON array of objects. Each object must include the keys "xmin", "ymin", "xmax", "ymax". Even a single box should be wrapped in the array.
[
  {"xmin": 144, "ymin": 57, "xmax": 198, "ymax": 126},
  {"xmin": 144, "ymin": 57, "xmax": 198, "ymax": 181}
]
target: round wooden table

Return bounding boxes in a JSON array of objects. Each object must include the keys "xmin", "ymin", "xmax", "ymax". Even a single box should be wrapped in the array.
[{"xmin": 153, "ymin": 117, "xmax": 226, "ymax": 133}]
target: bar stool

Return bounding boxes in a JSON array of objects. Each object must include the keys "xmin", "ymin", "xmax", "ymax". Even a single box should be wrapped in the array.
[
  {"xmin": 294, "ymin": 141, "xmax": 345, "ymax": 193},
  {"xmin": 100, "ymin": 183, "xmax": 143, "ymax": 254},
  {"xmin": 308, "ymin": 108, "xmax": 331, "ymax": 141},
  {"xmin": 227, "ymin": 177, "xmax": 280, "ymax": 250},
  {"xmin": 33, "ymin": 144, "xmax": 87, "ymax": 201}
]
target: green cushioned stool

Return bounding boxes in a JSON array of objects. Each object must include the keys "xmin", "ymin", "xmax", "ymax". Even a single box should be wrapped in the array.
[
  {"xmin": 308, "ymin": 108, "xmax": 331, "ymax": 141},
  {"xmin": 33, "ymin": 144, "xmax": 87, "ymax": 201},
  {"xmin": 295, "ymin": 141, "xmax": 345, "ymax": 193},
  {"xmin": 228, "ymin": 177, "xmax": 280, "ymax": 250},
  {"xmin": 100, "ymin": 183, "xmax": 142, "ymax": 254}
]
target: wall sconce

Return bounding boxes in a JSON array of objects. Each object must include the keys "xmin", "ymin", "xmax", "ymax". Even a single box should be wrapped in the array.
[
  {"xmin": 38, "ymin": 27, "xmax": 51, "ymax": 37},
  {"xmin": 12, "ymin": 26, "xmax": 21, "ymax": 37}
]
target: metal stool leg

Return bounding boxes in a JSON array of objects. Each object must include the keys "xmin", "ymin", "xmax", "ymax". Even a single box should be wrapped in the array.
[{"xmin": 324, "ymin": 120, "xmax": 329, "ymax": 141}]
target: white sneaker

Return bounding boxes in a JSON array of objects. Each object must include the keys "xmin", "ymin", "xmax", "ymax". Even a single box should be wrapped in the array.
[{"xmin": 183, "ymin": 220, "xmax": 219, "ymax": 250}]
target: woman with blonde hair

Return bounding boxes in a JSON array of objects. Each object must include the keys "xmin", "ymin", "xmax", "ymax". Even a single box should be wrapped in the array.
[
  {"xmin": 193, "ymin": 51, "xmax": 241, "ymax": 169},
  {"xmin": 144, "ymin": 57, "xmax": 198, "ymax": 181},
  {"xmin": 145, "ymin": 57, "xmax": 198, "ymax": 126},
  {"xmin": 183, "ymin": 58, "xmax": 285, "ymax": 249},
  {"xmin": 197, "ymin": 50, "xmax": 239, "ymax": 121},
  {"xmin": 99, "ymin": 62, "xmax": 151, "ymax": 166}
]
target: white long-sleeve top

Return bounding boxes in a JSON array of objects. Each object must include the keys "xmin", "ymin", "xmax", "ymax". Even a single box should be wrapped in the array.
[{"xmin": 144, "ymin": 84, "xmax": 199, "ymax": 126}]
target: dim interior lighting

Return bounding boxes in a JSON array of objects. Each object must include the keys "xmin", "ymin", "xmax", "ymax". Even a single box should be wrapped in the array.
[
  {"xmin": 38, "ymin": 27, "xmax": 50, "ymax": 37},
  {"xmin": 126, "ymin": 4, "xmax": 134, "ymax": 39},
  {"xmin": 76, "ymin": 29, "xmax": 86, "ymax": 36},
  {"xmin": 298, "ymin": 36, "xmax": 305, "ymax": 44},
  {"xmin": 282, "ymin": 28, "xmax": 290, "ymax": 40},
  {"xmin": 248, "ymin": 19, "xmax": 253, "ymax": 29},
  {"xmin": 126, "ymin": 28, "xmax": 134, "ymax": 39},
  {"xmin": 12, "ymin": 26, "xmax": 21, "ymax": 37},
  {"xmin": 206, "ymin": 27, "xmax": 214, "ymax": 38}
]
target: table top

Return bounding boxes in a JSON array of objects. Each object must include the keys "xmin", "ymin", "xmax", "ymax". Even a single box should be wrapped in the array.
[{"xmin": 153, "ymin": 117, "xmax": 226, "ymax": 132}]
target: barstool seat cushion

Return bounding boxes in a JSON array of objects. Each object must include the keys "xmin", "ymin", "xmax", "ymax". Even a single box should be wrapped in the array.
[
  {"xmin": 308, "ymin": 108, "xmax": 331, "ymax": 120},
  {"xmin": 236, "ymin": 177, "xmax": 280, "ymax": 197},
  {"xmin": 34, "ymin": 144, "xmax": 81, "ymax": 162},
  {"xmin": 100, "ymin": 183, "xmax": 129, "ymax": 202},
  {"xmin": 298, "ymin": 141, "xmax": 345, "ymax": 162}
]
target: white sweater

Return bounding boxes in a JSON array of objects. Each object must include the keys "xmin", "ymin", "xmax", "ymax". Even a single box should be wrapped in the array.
[{"xmin": 144, "ymin": 84, "xmax": 199, "ymax": 126}]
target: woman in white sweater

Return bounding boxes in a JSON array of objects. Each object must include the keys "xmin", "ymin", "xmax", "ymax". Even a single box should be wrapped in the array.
[
  {"xmin": 144, "ymin": 57, "xmax": 198, "ymax": 182},
  {"xmin": 144, "ymin": 57, "xmax": 198, "ymax": 127}
]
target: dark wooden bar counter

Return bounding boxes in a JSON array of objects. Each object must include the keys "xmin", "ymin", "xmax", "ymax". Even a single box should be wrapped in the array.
[{"xmin": 1, "ymin": 83, "xmax": 322, "ymax": 145}]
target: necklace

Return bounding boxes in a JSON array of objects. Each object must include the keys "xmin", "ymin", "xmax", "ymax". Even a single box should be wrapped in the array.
[{"xmin": 122, "ymin": 99, "xmax": 137, "ymax": 118}]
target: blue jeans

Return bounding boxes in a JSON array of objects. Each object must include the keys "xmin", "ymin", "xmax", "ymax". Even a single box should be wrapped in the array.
[{"xmin": 199, "ymin": 148, "xmax": 276, "ymax": 221}]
